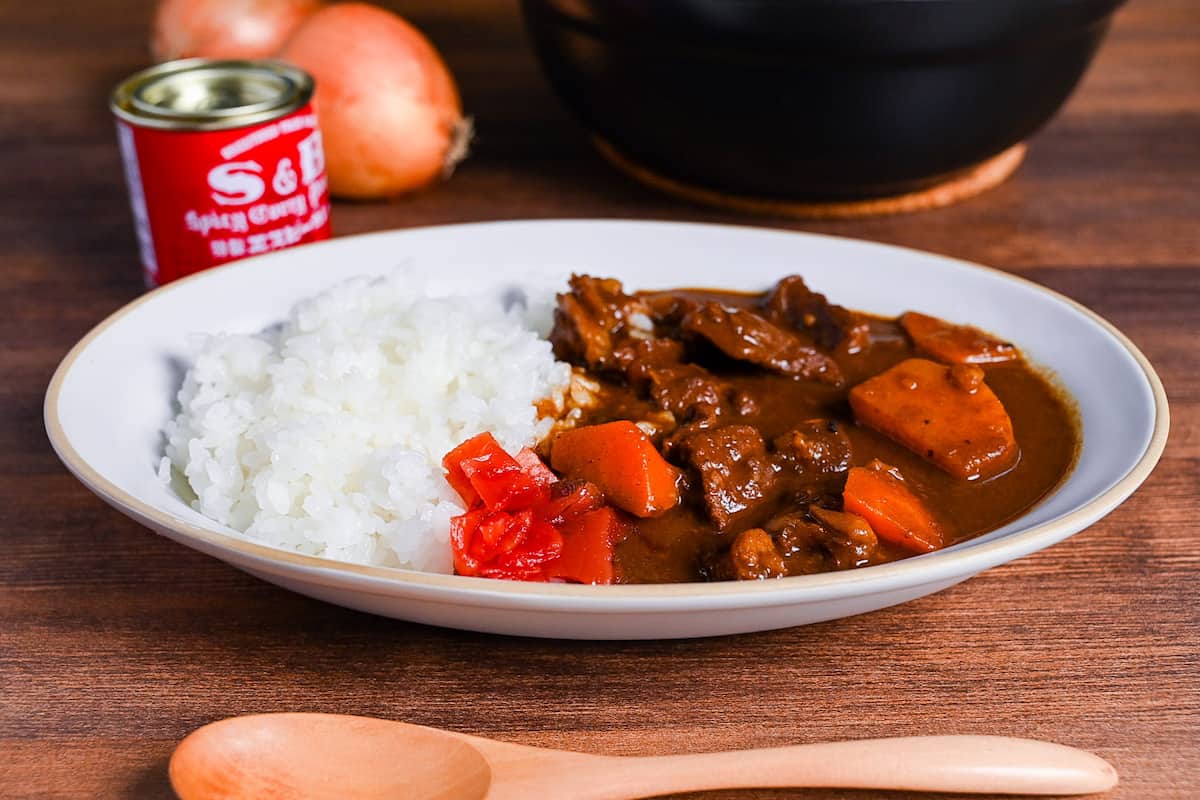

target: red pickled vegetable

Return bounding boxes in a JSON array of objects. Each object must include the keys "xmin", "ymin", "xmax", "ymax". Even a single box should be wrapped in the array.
[
  {"xmin": 546, "ymin": 507, "xmax": 625, "ymax": 585},
  {"xmin": 442, "ymin": 434, "xmax": 491, "ymax": 507},
  {"xmin": 444, "ymin": 433, "xmax": 621, "ymax": 584},
  {"xmin": 538, "ymin": 480, "xmax": 605, "ymax": 528},
  {"xmin": 515, "ymin": 447, "xmax": 558, "ymax": 489},
  {"xmin": 450, "ymin": 508, "xmax": 563, "ymax": 581},
  {"xmin": 442, "ymin": 433, "xmax": 549, "ymax": 512}
]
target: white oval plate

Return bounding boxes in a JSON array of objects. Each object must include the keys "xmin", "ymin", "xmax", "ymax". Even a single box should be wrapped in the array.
[{"xmin": 45, "ymin": 221, "xmax": 1168, "ymax": 639}]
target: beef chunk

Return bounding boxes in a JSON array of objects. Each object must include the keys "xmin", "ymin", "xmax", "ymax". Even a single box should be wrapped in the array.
[
  {"xmin": 680, "ymin": 425, "xmax": 777, "ymax": 530},
  {"xmin": 549, "ymin": 275, "xmax": 654, "ymax": 370},
  {"xmin": 763, "ymin": 505, "xmax": 879, "ymax": 574},
  {"xmin": 728, "ymin": 528, "xmax": 788, "ymax": 580},
  {"xmin": 646, "ymin": 363, "xmax": 730, "ymax": 429},
  {"xmin": 761, "ymin": 518, "xmax": 829, "ymax": 576},
  {"xmin": 807, "ymin": 506, "xmax": 879, "ymax": 569},
  {"xmin": 616, "ymin": 337, "xmax": 730, "ymax": 429},
  {"xmin": 641, "ymin": 293, "xmax": 701, "ymax": 336},
  {"xmin": 614, "ymin": 337, "xmax": 687, "ymax": 385},
  {"xmin": 762, "ymin": 275, "xmax": 870, "ymax": 356},
  {"xmin": 773, "ymin": 420, "xmax": 852, "ymax": 476},
  {"xmin": 550, "ymin": 293, "xmax": 612, "ymax": 369},
  {"xmin": 681, "ymin": 302, "xmax": 843, "ymax": 385}
]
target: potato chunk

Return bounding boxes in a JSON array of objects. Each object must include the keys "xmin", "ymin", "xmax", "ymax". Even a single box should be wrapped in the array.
[{"xmin": 849, "ymin": 358, "xmax": 1018, "ymax": 481}]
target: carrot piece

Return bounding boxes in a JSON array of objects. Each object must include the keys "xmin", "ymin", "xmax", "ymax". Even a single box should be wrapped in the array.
[
  {"xmin": 550, "ymin": 421, "xmax": 681, "ymax": 518},
  {"xmin": 843, "ymin": 462, "xmax": 944, "ymax": 553},
  {"xmin": 900, "ymin": 312, "xmax": 1019, "ymax": 365},
  {"xmin": 849, "ymin": 358, "xmax": 1018, "ymax": 481}
]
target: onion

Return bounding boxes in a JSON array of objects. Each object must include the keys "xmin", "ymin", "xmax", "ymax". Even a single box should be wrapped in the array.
[
  {"xmin": 278, "ymin": 3, "xmax": 470, "ymax": 199},
  {"xmin": 151, "ymin": 0, "xmax": 323, "ymax": 61}
]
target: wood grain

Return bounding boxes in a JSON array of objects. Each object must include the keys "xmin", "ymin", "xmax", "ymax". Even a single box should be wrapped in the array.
[{"xmin": 2, "ymin": 0, "xmax": 1197, "ymax": 798}]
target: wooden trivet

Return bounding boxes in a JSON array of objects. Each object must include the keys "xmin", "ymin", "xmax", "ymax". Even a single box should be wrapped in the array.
[{"xmin": 594, "ymin": 138, "xmax": 1027, "ymax": 220}]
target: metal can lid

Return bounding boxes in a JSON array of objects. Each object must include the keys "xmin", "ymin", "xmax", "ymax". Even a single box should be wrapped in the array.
[{"xmin": 111, "ymin": 58, "xmax": 315, "ymax": 131}]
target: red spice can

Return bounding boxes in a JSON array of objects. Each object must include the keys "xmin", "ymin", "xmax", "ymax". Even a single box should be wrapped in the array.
[{"xmin": 111, "ymin": 59, "xmax": 332, "ymax": 287}]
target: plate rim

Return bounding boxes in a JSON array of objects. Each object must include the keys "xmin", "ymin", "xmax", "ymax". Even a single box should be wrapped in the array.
[{"xmin": 43, "ymin": 219, "xmax": 1171, "ymax": 608}]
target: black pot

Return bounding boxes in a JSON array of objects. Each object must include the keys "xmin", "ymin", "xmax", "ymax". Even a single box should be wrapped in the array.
[{"xmin": 521, "ymin": 0, "xmax": 1125, "ymax": 201}]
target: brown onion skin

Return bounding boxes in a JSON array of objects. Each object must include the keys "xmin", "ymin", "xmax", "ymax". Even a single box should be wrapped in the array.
[
  {"xmin": 278, "ymin": 3, "xmax": 467, "ymax": 199},
  {"xmin": 152, "ymin": 0, "xmax": 324, "ymax": 61}
]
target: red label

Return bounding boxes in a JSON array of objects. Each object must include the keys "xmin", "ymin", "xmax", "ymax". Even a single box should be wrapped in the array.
[{"xmin": 116, "ymin": 103, "xmax": 332, "ymax": 287}]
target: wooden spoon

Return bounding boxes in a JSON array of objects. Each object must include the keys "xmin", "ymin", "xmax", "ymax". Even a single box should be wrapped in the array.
[{"xmin": 169, "ymin": 713, "xmax": 1117, "ymax": 799}]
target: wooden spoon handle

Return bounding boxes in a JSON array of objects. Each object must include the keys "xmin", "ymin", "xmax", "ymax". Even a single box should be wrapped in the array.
[{"xmin": 585, "ymin": 735, "xmax": 1117, "ymax": 798}]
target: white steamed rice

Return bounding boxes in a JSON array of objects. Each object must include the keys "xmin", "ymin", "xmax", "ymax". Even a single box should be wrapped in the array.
[{"xmin": 160, "ymin": 273, "xmax": 570, "ymax": 572}]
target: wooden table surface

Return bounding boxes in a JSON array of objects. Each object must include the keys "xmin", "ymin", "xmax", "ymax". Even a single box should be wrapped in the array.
[{"xmin": 3, "ymin": 1, "xmax": 1197, "ymax": 797}]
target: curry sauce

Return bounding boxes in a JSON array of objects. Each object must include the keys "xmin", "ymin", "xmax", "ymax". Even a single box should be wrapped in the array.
[{"xmin": 546, "ymin": 279, "xmax": 1079, "ymax": 584}]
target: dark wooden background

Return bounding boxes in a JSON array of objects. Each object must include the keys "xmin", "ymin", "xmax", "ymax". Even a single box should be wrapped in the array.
[{"xmin": 3, "ymin": 1, "xmax": 1197, "ymax": 797}]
